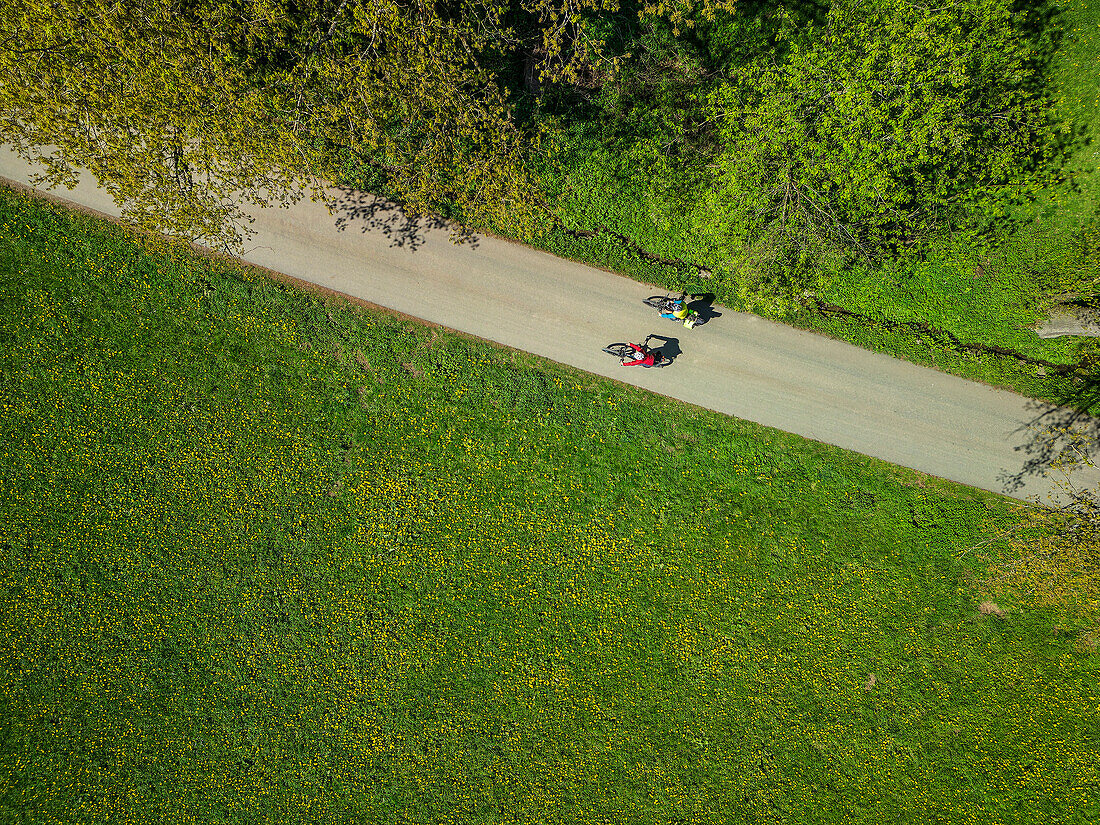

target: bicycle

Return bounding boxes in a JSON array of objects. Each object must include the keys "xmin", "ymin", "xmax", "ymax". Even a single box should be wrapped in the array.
[
  {"xmin": 643, "ymin": 292, "xmax": 704, "ymax": 328},
  {"xmin": 603, "ymin": 337, "xmax": 669, "ymax": 367}
]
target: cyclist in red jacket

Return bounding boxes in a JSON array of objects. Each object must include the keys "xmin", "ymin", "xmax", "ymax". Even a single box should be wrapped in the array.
[{"xmin": 622, "ymin": 337, "xmax": 662, "ymax": 367}]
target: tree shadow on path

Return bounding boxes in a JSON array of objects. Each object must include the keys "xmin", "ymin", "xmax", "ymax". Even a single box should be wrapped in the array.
[
  {"xmin": 325, "ymin": 186, "xmax": 479, "ymax": 252},
  {"xmin": 999, "ymin": 374, "xmax": 1100, "ymax": 498}
]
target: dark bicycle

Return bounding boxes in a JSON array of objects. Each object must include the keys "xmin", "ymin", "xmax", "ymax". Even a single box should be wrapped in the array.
[
  {"xmin": 603, "ymin": 336, "xmax": 669, "ymax": 367},
  {"xmin": 643, "ymin": 292, "xmax": 704, "ymax": 328}
]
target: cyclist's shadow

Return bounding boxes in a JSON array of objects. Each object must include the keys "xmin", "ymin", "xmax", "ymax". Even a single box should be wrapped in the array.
[
  {"xmin": 687, "ymin": 293, "xmax": 722, "ymax": 325},
  {"xmin": 646, "ymin": 333, "xmax": 681, "ymax": 365}
]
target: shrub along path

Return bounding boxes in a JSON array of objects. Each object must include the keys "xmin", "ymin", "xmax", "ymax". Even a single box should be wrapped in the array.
[{"xmin": 2, "ymin": 146, "xmax": 1097, "ymax": 502}]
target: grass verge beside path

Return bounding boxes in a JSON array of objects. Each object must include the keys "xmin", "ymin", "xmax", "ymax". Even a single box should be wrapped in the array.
[{"xmin": 1, "ymin": 187, "xmax": 1098, "ymax": 823}]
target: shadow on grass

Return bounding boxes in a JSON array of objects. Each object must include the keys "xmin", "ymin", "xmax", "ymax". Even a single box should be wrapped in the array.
[{"xmin": 326, "ymin": 186, "xmax": 479, "ymax": 252}]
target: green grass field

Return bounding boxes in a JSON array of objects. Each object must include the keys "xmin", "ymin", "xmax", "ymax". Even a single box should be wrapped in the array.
[{"xmin": 1, "ymin": 187, "xmax": 1098, "ymax": 823}]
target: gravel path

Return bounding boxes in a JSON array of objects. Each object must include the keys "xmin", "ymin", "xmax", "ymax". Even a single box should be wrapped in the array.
[{"xmin": 5, "ymin": 146, "xmax": 1097, "ymax": 503}]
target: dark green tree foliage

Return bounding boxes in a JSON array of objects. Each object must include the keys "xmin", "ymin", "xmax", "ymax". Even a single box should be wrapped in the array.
[
  {"xmin": 693, "ymin": 0, "xmax": 1059, "ymax": 302},
  {"xmin": 0, "ymin": 0, "xmax": 1064, "ymax": 301}
]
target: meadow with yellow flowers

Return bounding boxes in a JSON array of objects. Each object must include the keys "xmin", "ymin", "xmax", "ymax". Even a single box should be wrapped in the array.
[{"xmin": 1, "ymin": 187, "xmax": 1097, "ymax": 823}]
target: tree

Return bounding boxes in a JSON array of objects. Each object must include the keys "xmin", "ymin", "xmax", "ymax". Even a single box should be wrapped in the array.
[
  {"xmin": 0, "ymin": 0, "xmax": 315, "ymax": 248},
  {"xmin": 0, "ymin": 0, "xmax": 547, "ymax": 248},
  {"xmin": 693, "ymin": 0, "xmax": 1057, "ymax": 306},
  {"xmin": 2, "ymin": 0, "xmax": 770, "ymax": 247}
]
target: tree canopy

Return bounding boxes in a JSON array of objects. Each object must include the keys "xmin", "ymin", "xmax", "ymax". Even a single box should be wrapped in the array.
[
  {"xmin": 689, "ymin": 0, "xmax": 1060, "ymax": 302},
  {"xmin": 0, "ymin": 0, "xmax": 547, "ymax": 246},
  {"xmin": 1, "ymin": 0, "xmax": 1064, "ymax": 274},
  {"xmin": 1, "ymin": 0, "xmax": 311, "ymax": 246}
]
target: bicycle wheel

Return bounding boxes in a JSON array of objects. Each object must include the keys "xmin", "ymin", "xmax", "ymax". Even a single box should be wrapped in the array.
[
  {"xmin": 603, "ymin": 343, "xmax": 634, "ymax": 359},
  {"xmin": 643, "ymin": 295, "xmax": 671, "ymax": 310}
]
